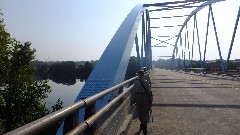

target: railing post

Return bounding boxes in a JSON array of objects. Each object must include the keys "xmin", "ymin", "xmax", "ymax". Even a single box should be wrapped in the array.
[
  {"xmin": 63, "ymin": 111, "xmax": 79, "ymax": 134},
  {"xmin": 84, "ymin": 102, "xmax": 96, "ymax": 135},
  {"xmin": 118, "ymin": 87, "xmax": 124, "ymax": 102}
]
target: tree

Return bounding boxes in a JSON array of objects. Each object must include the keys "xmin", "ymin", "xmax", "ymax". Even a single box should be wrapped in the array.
[
  {"xmin": 0, "ymin": 12, "xmax": 62, "ymax": 134},
  {"xmin": 125, "ymin": 56, "xmax": 139, "ymax": 80},
  {"xmin": 76, "ymin": 61, "xmax": 93, "ymax": 81},
  {"xmin": 82, "ymin": 61, "xmax": 93, "ymax": 79},
  {"xmin": 48, "ymin": 61, "xmax": 77, "ymax": 85},
  {"xmin": 227, "ymin": 60, "xmax": 236, "ymax": 70},
  {"xmin": 48, "ymin": 61, "xmax": 76, "ymax": 77},
  {"xmin": 152, "ymin": 58, "xmax": 172, "ymax": 69}
]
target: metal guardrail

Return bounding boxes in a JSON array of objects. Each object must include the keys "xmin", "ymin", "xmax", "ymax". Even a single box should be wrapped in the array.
[
  {"xmin": 5, "ymin": 76, "xmax": 138, "ymax": 135},
  {"xmin": 66, "ymin": 85, "xmax": 134, "ymax": 135}
]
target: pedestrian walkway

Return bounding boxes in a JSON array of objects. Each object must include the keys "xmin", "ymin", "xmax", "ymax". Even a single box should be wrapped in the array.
[{"xmin": 127, "ymin": 68, "xmax": 240, "ymax": 135}]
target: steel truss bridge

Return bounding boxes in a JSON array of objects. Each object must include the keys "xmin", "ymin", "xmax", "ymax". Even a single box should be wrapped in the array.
[{"xmin": 5, "ymin": 0, "xmax": 240, "ymax": 135}]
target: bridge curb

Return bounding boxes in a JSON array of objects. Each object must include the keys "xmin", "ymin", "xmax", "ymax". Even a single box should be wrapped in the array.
[{"xmin": 116, "ymin": 105, "xmax": 136, "ymax": 135}]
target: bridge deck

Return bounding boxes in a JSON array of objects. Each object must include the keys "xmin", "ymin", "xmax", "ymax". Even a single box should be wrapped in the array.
[{"xmin": 127, "ymin": 68, "xmax": 240, "ymax": 135}]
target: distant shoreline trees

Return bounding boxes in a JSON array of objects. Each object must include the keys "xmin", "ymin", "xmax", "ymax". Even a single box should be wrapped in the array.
[
  {"xmin": 31, "ymin": 60, "xmax": 96, "ymax": 85},
  {"xmin": 153, "ymin": 58, "xmax": 240, "ymax": 70},
  {"xmin": 125, "ymin": 56, "xmax": 139, "ymax": 80},
  {"xmin": 32, "ymin": 56, "xmax": 141, "ymax": 85}
]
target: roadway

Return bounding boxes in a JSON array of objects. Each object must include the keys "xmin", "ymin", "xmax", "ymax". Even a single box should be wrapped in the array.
[{"xmin": 127, "ymin": 68, "xmax": 240, "ymax": 135}]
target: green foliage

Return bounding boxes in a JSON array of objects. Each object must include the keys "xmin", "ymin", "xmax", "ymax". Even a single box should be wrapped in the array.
[
  {"xmin": 191, "ymin": 60, "xmax": 201, "ymax": 68},
  {"xmin": 0, "ymin": 15, "xmax": 11, "ymax": 86},
  {"xmin": 31, "ymin": 60, "xmax": 95, "ymax": 84},
  {"xmin": 152, "ymin": 59, "xmax": 172, "ymax": 69},
  {"xmin": 0, "ymin": 13, "xmax": 62, "ymax": 134},
  {"xmin": 49, "ymin": 61, "xmax": 76, "ymax": 77},
  {"xmin": 76, "ymin": 61, "xmax": 93, "ymax": 80},
  {"xmin": 35, "ymin": 64, "xmax": 49, "ymax": 79},
  {"xmin": 228, "ymin": 60, "xmax": 236, "ymax": 70},
  {"xmin": 48, "ymin": 61, "xmax": 77, "ymax": 85},
  {"xmin": 52, "ymin": 98, "xmax": 63, "ymax": 112},
  {"xmin": 214, "ymin": 59, "xmax": 236, "ymax": 70}
]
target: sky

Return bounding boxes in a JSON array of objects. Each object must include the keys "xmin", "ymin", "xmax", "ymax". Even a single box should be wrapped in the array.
[{"xmin": 0, "ymin": 0, "xmax": 239, "ymax": 61}]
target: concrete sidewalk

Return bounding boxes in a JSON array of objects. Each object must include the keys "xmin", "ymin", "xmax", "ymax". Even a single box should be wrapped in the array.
[{"xmin": 126, "ymin": 68, "xmax": 240, "ymax": 135}]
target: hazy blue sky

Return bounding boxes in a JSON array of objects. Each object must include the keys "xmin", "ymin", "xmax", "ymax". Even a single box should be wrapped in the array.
[{"xmin": 0, "ymin": 0, "xmax": 239, "ymax": 61}]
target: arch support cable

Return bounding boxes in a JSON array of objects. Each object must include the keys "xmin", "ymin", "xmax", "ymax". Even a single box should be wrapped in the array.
[
  {"xmin": 210, "ymin": 4, "xmax": 225, "ymax": 71},
  {"xmin": 203, "ymin": 5, "xmax": 211, "ymax": 68},
  {"xmin": 226, "ymin": 5, "xmax": 240, "ymax": 70},
  {"xmin": 195, "ymin": 13, "xmax": 203, "ymax": 68}
]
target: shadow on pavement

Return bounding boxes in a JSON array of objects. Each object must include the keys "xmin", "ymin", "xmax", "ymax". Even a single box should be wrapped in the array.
[
  {"xmin": 152, "ymin": 103, "xmax": 240, "ymax": 109},
  {"xmin": 151, "ymin": 86, "xmax": 232, "ymax": 88}
]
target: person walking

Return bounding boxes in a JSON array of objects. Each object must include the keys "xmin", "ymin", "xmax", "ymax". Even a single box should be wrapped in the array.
[
  {"xmin": 142, "ymin": 67, "xmax": 151, "ymax": 87},
  {"xmin": 131, "ymin": 70, "xmax": 153, "ymax": 135}
]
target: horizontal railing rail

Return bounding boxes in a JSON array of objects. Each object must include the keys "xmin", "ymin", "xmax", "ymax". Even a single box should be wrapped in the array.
[
  {"xmin": 5, "ymin": 76, "xmax": 138, "ymax": 135},
  {"xmin": 66, "ymin": 85, "xmax": 134, "ymax": 135}
]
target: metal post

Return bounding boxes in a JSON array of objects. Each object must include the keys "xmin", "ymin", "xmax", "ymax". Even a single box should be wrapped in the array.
[
  {"xmin": 189, "ymin": 52, "xmax": 190, "ymax": 68},
  {"xmin": 84, "ymin": 103, "xmax": 96, "ymax": 135},
  {"xmin": 171, "ymin": 55, "xmax": 175, "ymax": 69},
  {"xmin": 149, "ymin": 30, "xmax": 153, "ymax": 69},
  {"xmin": 183, "ymin": 25, "xmax": 187, "ymax": 69},
  {"xmin": 176, "ymin": 46, "xmax": 178, "ymax": 57},
  {"xmin": 186, "ymin": 22, "xmax": 190, "ymax": 68},
  {"xmin": 135, "ymin": 34, "xmax": 141, "ymax": 69},
  {"xmin": 191, "ymin": 13, "xmax": 196, "ymax": 69},
  {"xmin": 180, "ymin": 33, "xmax": 183, "ymax": 47},
  {"xmin": 148, "ymin": 14, "xmax": 152, "ymax": 69},
  {"xmin": 184, "ymin": 52, "xmax": 186, "ymax": 69},
  {"xmin": 145, "ymin": 9, "xmax": 149, "ymax": 68},
  {"xmin": 195, "ymin": 14, "xmax": 203, "ymax": 68},
  {"xmin": 178, "ymin": 55, "xmax": 181, "ymax": 69},
  {"xmin": 118, "ymin": 87, "xmax": 124, "ymax": 103},
  {"xmin": 182, "ymin": 50, "xmax": 184, "ymax": 68},
  {"xmin": 210, "ymin": 4, "xmax": 225, "ymax": 71},
  {"xmin": 185, "ymin": 24, "xmax": 187, "ymax": 49},
  {"xmin": 141, "ymin": 12, "xmax": 145, "ymax": 68},
  {"xmin": 146, "ymin": 9, "xmax": 151, "ymax": 69},
  {"xmin": 182, "ymin": 50, "xmax": 184, "ymax": 60},
  {"xmin": 190, "ymin": 48, "xmax": 193, "ymax": 68},
  {"xmin": 63, "ymin": 111, "xmax": 79, "ymax": 134},
  {"xmin": 226, "ymin": 5, "xmax": 240, "ymax": 70},
  {"xmin": 203, "ymin": 5, "xmax": 211, "ymax": 68},
  {"xmin": 186, "ymin": 23, "xmax": 190, "ymax": 51}
]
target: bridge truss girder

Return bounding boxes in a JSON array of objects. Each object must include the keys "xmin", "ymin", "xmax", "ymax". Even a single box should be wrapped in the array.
[{"xmin": 171, "ymin": 0, "xmax": 240, "ymax": 71}]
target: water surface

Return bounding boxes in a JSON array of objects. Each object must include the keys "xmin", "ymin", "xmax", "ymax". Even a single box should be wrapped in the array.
[{"xmin": 45, "ymin": 79, "xmax": 85, "ymax": 109}]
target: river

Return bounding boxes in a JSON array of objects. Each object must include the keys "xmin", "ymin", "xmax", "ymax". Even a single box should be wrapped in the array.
[{"xmin": 45, "ymin": 79, "xmax": 85, "ymax": 110}]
